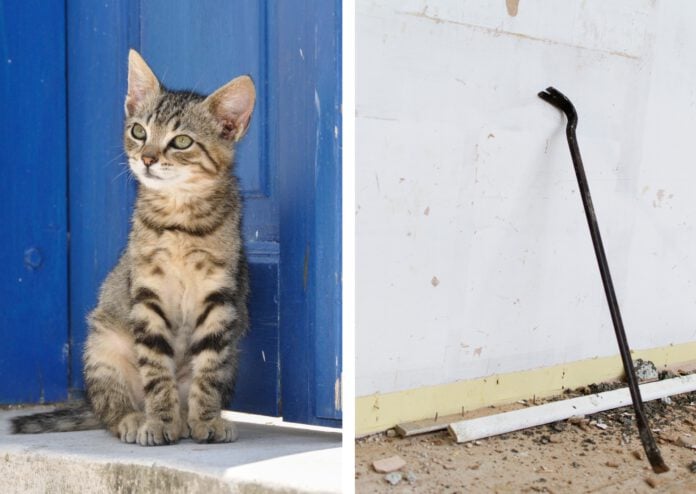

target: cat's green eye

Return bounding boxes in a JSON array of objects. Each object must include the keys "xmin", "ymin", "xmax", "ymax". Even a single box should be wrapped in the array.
[
  {"xmin": 171, "ymin": 134, "xmax": 193, "ymax": 150},
  {"xmin": 131, "ymin": 123, "xmax": 146, "ymax": 140}
]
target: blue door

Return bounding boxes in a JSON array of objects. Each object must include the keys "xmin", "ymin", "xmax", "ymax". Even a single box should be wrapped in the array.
[
  {"xmin": 0, "ymin": 2, "xmax": 69, "ymax": 404},
  {"xmin": 1, "ymin": 0, "xmax": 341, "ymax": 428}
]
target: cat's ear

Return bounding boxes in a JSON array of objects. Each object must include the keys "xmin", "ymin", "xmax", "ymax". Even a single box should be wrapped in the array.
[
  {"xmin": 204, "ymin": 75, "xmax": 256, "ymax": 142},
  {"xmin": 125, "ymin": 49, "xmax": 160, "ymax": 116}
]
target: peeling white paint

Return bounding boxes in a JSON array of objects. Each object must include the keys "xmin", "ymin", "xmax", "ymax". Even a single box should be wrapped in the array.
[
  {"xmin": 314, "ymin": 89, "xmax": 321, "ymax": 116},
  {"xmin": 334, "ymin": 377, "xmax": 341, "ymax": 411}
]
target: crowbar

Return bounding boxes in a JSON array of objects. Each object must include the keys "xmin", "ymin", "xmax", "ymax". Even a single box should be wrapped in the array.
[{"xmin": 538, "ymin": 86, "xmax": 669, "ymax": 474}]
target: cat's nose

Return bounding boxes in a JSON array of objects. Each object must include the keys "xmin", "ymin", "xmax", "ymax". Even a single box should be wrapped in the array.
[{"xmin": 142, "ymin": 153, "xmax": 159, "ymax": 167}]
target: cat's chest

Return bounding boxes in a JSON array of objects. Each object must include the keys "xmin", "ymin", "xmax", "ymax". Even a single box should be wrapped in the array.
[{"xmin": 135, "ymin": 232, "xmax": 228, "ymax": 329}]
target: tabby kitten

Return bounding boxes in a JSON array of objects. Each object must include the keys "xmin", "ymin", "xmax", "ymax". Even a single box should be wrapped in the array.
[{"xmin": 12, "ymin": 50, "xmax": 254, "ymax": 446}]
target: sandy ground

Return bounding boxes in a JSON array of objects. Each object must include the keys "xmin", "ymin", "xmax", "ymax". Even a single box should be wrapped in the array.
[{"xmin": 356, "ymin": 384, "xmax": 696, "ymax": 493}]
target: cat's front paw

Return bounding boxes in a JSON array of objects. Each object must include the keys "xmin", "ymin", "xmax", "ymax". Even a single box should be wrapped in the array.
[
  {"xmin": 117, "ymin": 412, "xmax": 145, "ymax": 443},
  {"xmin": 136, "ymin": 418, "xmax": 181, "ymax": 446},
  {"xmin": 188, "ymin": 417, "xmax": 238, "ymax": 443}
]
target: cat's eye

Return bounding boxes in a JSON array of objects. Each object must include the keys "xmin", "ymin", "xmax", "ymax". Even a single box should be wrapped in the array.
[
  {"xmin": 131, "ymin": 123, "xmax": 146, "ymax": 140},
  {"xmin": 171, "ymin": 134, "xmax": 193, "ymax": 150}
]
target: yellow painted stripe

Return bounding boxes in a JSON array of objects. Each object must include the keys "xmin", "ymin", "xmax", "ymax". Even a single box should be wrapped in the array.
[{"xmin": 356, "ymin": 342, "xmax": 696, "ymax": 436}]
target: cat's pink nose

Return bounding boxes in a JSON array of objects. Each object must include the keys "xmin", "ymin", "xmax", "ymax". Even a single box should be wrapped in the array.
[{"xmin": 142, "ymin": 154, "xmax": 159, "ymax": 166}]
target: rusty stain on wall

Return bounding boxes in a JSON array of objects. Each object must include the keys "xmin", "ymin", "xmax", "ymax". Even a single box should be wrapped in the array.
[{"xmin": 506, "ymin": 0, "xmax": 520, "ymax": 17}]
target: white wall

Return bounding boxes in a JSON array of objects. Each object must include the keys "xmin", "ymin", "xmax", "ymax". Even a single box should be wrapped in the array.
[{"xmin": 357, "ymin": 0, "xmax": 696, "ymax": 397}]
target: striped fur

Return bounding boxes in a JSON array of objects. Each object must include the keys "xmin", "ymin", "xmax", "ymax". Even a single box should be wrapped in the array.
[{"xmin": 12, "ymin": 50, "xmax": 254, "ymax": 446}]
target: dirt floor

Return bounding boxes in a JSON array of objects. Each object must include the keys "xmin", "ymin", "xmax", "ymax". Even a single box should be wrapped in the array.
[{"xmin": 356, "ymin": 381, "xmax": 696, "ymax": 493}]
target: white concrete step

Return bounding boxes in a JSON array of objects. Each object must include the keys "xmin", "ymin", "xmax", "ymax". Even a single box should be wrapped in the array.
[{"xmin": 0, "ymin": 407, "xmax": 341, "ymax": 494}]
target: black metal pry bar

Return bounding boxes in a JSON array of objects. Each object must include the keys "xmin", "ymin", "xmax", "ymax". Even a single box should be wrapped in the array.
[{"xmin": 538, "ymin": 86, "xmax": 669, "ymax": 474}]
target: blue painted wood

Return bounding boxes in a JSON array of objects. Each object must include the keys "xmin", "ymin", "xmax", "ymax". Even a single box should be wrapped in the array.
[
  {"xmin": 67, "ymin": 0, "xmax": 280, "ymax": 415},
  {"xmin": 0, "ymin": 1, "xmax": 69, "ymax": 402},
  {"xmin": 275, "ymin": 0, "xmax": 342, "ymax": 426},
  {"xmin": 312, "ymin": 1, "xmax": 343, "ymax": 422},
  {"xmin": 231, "ymin": 254, "xmax": 280, "ymax": 414},
  {"xmin": 67, "ymin": 0, "xmax": 138, "ymax": 396}
]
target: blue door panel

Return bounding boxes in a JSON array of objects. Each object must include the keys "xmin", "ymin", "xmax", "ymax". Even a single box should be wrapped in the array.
[
  {"xmin": 0, "ymin": 1, "xmax": 69, "ymax": 403},
  {"xmin": 231, "ymin": 256, "xmax": 279, "ymax": 414}
]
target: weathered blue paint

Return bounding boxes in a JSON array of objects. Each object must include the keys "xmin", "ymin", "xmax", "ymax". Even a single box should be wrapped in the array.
[
  {"xmin": 275, "ymin": 0, "xmax": 343, "ymax": 426},
  {"xmin": 0, "ymin": 1, "xmax": 69, "ymax": 402}
]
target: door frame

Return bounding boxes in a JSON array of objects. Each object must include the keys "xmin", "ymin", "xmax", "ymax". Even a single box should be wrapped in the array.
[{"xmin": 274, "ymin": 0, "xmax": 343, "ymax": 427}]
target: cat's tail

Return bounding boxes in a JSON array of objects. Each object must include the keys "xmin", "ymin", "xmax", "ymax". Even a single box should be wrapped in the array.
[{"xmin": 11, "ymin": 402, "xmax": 101, "ymax": 434}]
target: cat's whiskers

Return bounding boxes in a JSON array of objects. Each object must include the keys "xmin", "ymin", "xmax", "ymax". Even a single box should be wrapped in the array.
[
  {"xmin": 104, "ymin": 149, "xmax": 127, "ymax": 168},
  {"xmin": 111, "ymin": 163, "xmax": 133, "ymax": 182}
]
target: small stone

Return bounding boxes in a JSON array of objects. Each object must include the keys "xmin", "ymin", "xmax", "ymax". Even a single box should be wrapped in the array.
[
  {"xmin": 431, "ymin": 276, "xmax": 440, "ymax": 287},
  {"xmin": 659, "ymin": 370, "xmax": 677, "ymax": 380},
  {"xmin": 661, "ymin": 396, "xmax": 673, "ymax": 405},
  {"xmin": 645, "ymin": 477, "xmax": 658, "ymax": 489},
  {"xmin": 632, "ymin": 450, "xmax": 642, "ymax": 460},
  {"xmin": 551, "ymin": 422, "xmax": 567, "ymax": 433},
  {"xmin": 386, "ymin": 429, "xmax": 397, "ymax": 438},
  {"xmin": 405, "ymin": 471, "xmax": 417, "ymax": 483},
  {"xmin": 606, "ymin": 461, "xmax": 619, "ymax": 468},
  {"xmin": 634, "ymin": 359, "xmax": 659, "ymax": 382},
  {"xmin": 595, "ymin": 423, "xmax": 608, "ymax": 430},
  {"xmin": 384, "ymin": 472, "xmax": 402, "ymax": 486},
  {"xmin": 689, "ymin": 461, "xmax": 696, "ymax": 473},
  {"xmin": 678, "ymin": 435, "xmax": 696, "ymax": 449},
  {"xmin": 373, "ymin": 455, "xmax": 407, "ymax": 473},
  {"xmin": 660, "ymin": 432, "xmax": 679, "ymax": 444}
]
